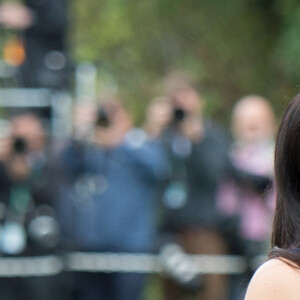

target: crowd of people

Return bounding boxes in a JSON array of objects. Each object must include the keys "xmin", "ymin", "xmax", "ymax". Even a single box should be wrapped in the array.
[
  {"xmin": 0, "ymin": 71, "xmax": 276, "ymax": 300},
  {"xmin": 0, "ymin": 2, "xmax": 278, "ymax": 299}
]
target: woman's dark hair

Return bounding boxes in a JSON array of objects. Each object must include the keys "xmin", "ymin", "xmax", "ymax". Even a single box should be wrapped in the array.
[{"xmin": 269, "ymin": 94, "xmax": 300, "ymax": 265}]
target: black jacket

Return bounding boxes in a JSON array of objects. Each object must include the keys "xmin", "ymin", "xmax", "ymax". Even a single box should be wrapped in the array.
[{"xmin": 160, "ymin": 121, "xmax": 230, "ymax": 230}]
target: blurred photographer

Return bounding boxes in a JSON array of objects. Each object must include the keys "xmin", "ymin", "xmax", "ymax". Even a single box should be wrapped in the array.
[
  {"xmin": 159, "ymin": 72, "xmax": 230, "ymax": 300},
  {"xmin": 216, "ymin": 95, "xmax": 276, "ymax": 299},
  {"xmin": 0, "ymin": 113, "xmax": 45, "ymax": 179},
  {"xmin": 0, "ymin": 112, "xmax": 65, "ymax": 300},
  {"xmin": 58, "ymin": 99, "xmax": 166, "ymax": 300}
]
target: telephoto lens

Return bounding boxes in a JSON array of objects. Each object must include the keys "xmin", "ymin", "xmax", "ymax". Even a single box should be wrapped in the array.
[
  {"xmin": 13, "ymin": 137, "xmax": 28, "ymax": 154},
  {"xmin": 96, "ymin": 108, "xmax": 110, "ymax": 127},
  {"xmin": 173, "ymin": 108, "xmax": 186, "ymax": 123}
]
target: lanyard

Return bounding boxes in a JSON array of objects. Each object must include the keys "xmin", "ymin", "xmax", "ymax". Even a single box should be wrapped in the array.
[
  {"xmin": 6, "ymin": 160, "xmax": 44, "ymax": 223},
  {"xmin": 9, "ymin": 183, "xmax": 31, "ymax": 215}
]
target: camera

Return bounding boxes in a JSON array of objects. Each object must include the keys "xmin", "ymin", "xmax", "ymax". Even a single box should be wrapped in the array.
[
  {"xmin": 173, "ymin": 108, "xmax": 186, "ymax": 123},
  {"xmin": 96, "ymin": 107, "xmax": 110, "ymax": 128},
  {"xmin": 13, "ymin": 137, "xmax": 28, "ymax": 154}
]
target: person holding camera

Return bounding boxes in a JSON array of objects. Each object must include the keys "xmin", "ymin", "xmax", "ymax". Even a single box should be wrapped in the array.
[
  {"xmin": 216, "ymin": 95, "xmax": 276, "ymax": 299},
  {"xmin": 158, "ymin": 72, "xmax": 230, "ymax": 300},
  {"xmin": 57, "ymin": 99, "xmax": 167, "ymax": 300},
  {"xmin": 0, "ymin": 112, "xmax": 65, "ymax": 299}
]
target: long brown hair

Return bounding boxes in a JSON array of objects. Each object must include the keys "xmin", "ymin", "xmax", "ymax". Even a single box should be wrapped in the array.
[{"xmin": 269, "ymin": 94, "xmax": 300, "ymax": 265}]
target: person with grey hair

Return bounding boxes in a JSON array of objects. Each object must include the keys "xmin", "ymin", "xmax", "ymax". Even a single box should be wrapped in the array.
[{"xmin": 217, "ymin": 95, "xmax": 276, "ymax": 299}]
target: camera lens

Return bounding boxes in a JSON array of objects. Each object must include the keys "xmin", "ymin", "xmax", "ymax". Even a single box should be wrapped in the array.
[
  {"xmin": 13, "ymin": 137, "xmax": 27, "ymax": 154},
  {"xmin": 173, "ymin": 108, "xmax": 185, "ymax": 123},
  {"xmin": 96, "ymin": 108, "xmax": 110, "ymax": 127}
]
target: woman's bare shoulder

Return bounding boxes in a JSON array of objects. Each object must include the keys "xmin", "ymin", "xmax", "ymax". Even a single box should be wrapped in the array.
[{"xmin": 244, "ymin": 258, "xmax": 300, "ymax": 299}]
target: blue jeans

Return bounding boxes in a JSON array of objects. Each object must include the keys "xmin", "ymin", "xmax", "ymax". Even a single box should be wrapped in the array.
[{"xmin": 73, "ymin": 272, "xmax": 146, "ymax": 300}]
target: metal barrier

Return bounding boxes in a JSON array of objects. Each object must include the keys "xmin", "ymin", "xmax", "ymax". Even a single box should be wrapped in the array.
[
  {"xmin": 0, "ymin": 87, "xmax": 268, "ymax": 279},
  {"xmin": 0, "ymin": 255, "xmax": 63, "ymax": 277},
  {"xmin": 0, "ymin": 252, "xmax": 267, "ymax": 278}
]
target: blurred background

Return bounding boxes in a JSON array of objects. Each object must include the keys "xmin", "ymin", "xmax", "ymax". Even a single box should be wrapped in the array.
[
  {"xmin": 1, "ymin": 0, "xmax": 300, "ymax": 120},
  {"xmin": 0, "ymin": 0, "xmax": 297, "ymax": 300},
  {"xmin": 69, "ymin": 0, "xmax": 300, "ymax": 123}
]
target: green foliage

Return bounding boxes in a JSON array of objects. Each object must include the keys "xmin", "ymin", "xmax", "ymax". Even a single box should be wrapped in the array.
[{"xmin": 70, "ymin": 0, "xmax": 300, "ymax": 124}]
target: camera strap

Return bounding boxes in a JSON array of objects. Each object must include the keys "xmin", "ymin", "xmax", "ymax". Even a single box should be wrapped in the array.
[
  {"xmin": 0, "ymin": 158, "xmax": 46, "ymax": 255},
  {"xmin": 8, "ymin": 183, "xmax": 31, "ymax": 221},
  {"xmin": 162, "ymin": 131, "xmax": 192, "ymax": 210}
]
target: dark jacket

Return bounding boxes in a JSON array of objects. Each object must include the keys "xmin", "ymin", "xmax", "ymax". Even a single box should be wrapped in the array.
[
  {"xmin": 0, "ymin": 151, "xmax": 59, "ymax": 256},
  {"xmin": 160, "ymin": 121, "xmax": 230, "ymax": 230}
]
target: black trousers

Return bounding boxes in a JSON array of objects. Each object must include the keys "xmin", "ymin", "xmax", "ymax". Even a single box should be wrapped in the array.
[{"xmin": 0, "ymin": 274, "xmax": 70, "ymax": 300}]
